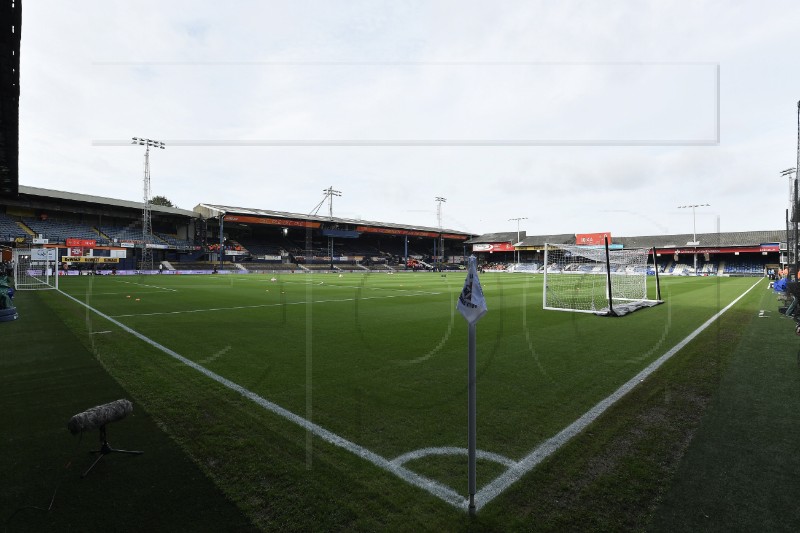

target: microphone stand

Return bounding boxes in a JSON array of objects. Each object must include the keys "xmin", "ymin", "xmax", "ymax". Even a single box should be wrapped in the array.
[{"xmin": 81, "ymin": 425, "xmax": 144, "ymax": 478}]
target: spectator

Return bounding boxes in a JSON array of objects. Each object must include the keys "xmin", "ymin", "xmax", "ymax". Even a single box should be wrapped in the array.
[{"xmin": 0, "ymin": 263, "xmax": 14, "ymax": 309}]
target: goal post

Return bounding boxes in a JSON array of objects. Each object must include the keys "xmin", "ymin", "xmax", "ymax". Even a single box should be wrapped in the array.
[
  {"xmin": 543, "ymin": 238, "xmax": 661, "ymax": 316},
  {"xmin": 13, "ymin": 247, "xmax": 59, "ymax": 291}
]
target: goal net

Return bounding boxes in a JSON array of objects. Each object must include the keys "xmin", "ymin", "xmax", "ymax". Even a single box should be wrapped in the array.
[
  {"xmin": 14, "ymin": 247, "xmax": 59, "ymax": 290},
  {"xmin": 543, "ymin": 243, "xmax": 660, "ymax": 316}
]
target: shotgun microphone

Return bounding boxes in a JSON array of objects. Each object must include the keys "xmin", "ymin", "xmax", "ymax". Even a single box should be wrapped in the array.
[
  {"xmin": 67, "ymin": 399, "xmax": 133, "ymax": 435},
  {"xmin": 67, "ymin": 399, "xmax": 142, "ymax": 477}
]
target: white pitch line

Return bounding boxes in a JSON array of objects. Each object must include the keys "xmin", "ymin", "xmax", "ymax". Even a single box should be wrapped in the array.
[
  {"xmin": 472, "ymin": 277, "xmax": 763, "ymax": 511},
  {"xmin": 392, "ymin": 447, "xmax": 516, "ymax": 468},
  {"xmin": 109, "ymin": 293, "xmax": 432, "ymax": 318},
  {"xmin": 116, "ymin": 280, "xmax": 177, "ymax": 292},
  {"xmin": 57, "ymin": 288, "xmax": 467, "ymax": 508}
]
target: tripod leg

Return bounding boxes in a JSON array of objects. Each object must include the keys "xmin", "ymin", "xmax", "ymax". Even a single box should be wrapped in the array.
[
  {"xmin": 107, "ymin": 447, "xmax": 144, "ymax": 455},
  {"xmin": 81, "ymin": 453, "xmax": 105, "ymax": 478}
]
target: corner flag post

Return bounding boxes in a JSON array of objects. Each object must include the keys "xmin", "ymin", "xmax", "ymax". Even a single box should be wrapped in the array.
[
  {"xmin": 468, "ymin": 320, "xmax": 477, "ymax": 512},
  {"xmin": 457, "ymin": 255, "xmax": 488, "ymax": 514}
]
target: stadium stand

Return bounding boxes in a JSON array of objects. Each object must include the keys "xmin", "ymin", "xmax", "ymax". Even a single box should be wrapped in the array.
[
  {"xmin": 0, "ymin": 213, "xmax": 27, "ymax": 240},
  {"xmin": 156, "ymin": 232, "xmax": 194, "ymax": 249},
  {"xmin": 243, "ymin": 243, "xmax": 285, "ymax": 257},
  {"xmin": 238, "ymin": 262, "xmax": 299, "ymax": 272},
  {"xmin": 171, "ymin": 261, "xmax": 237, "ymax": 271},
  {"xmin": 23, "ymin": 217, "xmax": 106, "ymax": 244},
  {"xmin": 724, "ymin": 259, "xmax": 767, "ymax": 276},
  {"xmin": 98, "ymin": 223, "xmax": 146, "ymax": 243}
]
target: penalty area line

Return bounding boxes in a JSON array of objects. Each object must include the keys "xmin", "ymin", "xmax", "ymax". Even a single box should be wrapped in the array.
[{"xmin": 56, "ymin": 288, "xmax": 468, "ymax": 509}]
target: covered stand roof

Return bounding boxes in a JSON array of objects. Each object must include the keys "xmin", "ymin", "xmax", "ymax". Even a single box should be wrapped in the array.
[
  {"xmin": 470, "ymin": 229, "xmax": 784, "ymax": 250},
  {"xmin": 195, "ymin": 203, "xmax": 473, "ymax": 238}
]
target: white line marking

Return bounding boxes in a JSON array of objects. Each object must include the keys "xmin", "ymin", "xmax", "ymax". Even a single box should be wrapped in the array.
[
  {"xmin": 109, "ymin": 293, "xmax": 432, "ymax": 318},
  {"xmin": 473, "ymin": 277, "xmax": 763, "ymax": 511},
  {"xmin": 90, "ymin": 330, "xmax": 112, "ymax": 335},
  {"xmin": 116, "ymin": 280, "xmax": 177, "ymax": 292},
  {"xmin": 393, "ymin": 447, "xmax": 516, "ymax": 468},
  {"xmin": 57, "ymin": 288, "xmax": 468, "ymax": 509}
]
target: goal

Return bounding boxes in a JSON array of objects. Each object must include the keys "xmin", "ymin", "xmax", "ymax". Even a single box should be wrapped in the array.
[
  {"xmin": 14, "ymin": 247, "xmax": 59, "ymax": 290},
  {"xmin": 543, "ymin": 241, "xmax": 661, "ymax": 316}
]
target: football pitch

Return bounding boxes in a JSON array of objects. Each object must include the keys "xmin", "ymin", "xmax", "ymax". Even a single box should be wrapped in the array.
[{"xmin": 52, "ymin": 271, "xmax": 760, "ymax": 512}]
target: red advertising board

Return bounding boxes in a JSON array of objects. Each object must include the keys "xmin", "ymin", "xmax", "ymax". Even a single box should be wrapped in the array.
[
  {"xmin": 472, "ymin": 243, "xmax": 516, "ymax": 252},
  {"xmin": 223, "ymin": 215, "xmax": 321, "ymax": 228},
  {"xmin": 65, "ymin": 238, "xmax": 96, "ymax": 248},
  {"xmin": 356, "ymin": 226, "xmax": 439, "ymax": 238},
  {"xmin": 576, "ymin": 232, "xmax": 611, "ymax": 246}
]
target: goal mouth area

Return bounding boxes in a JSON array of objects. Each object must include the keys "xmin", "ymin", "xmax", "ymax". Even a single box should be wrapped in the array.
[{"xmin": 596, "ymin": 299, "xmax": 663, "ymax": 317}]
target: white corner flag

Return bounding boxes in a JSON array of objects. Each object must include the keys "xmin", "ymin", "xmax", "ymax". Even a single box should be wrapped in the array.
[
  {"xmin": 458, "ymin": 255, "xmax": 487, "ymax": 514},
  {"xmin": 457, "ymin": 256, "xmax": 488, "ymax": 325}
]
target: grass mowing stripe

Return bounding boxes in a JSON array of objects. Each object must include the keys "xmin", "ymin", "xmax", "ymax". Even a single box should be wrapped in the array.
[
  {"xmin": 115, "ymin": 280, "xmax": 177, "ymax": 292},
  {"xmin": 475, "ymin": 276, "xmax": 764, "ymax": 511},
  {"xmin": 651, "ymin": 286, "xmax": 800, "ymax": 531},
  {"xmin": 0, "ymin": 290, "xmax": 257, "ymax": 532},
  {"xmin": 106, "ymin": 292, "xmax": 433, "ymax": 318},
  {"xmin": 56, "ymin": 288, "xmax": 468, "ymax": 509}
]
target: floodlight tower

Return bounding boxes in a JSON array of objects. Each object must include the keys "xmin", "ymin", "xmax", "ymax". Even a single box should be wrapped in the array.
[
  {"xmin": 508, "ymin": 217, "xmax": 527, "ymax": 264},
  {"xmin": 677, "ymin": 203, "xmax": 710, "ymax": 275},
  {"xmin": 132, "ymin": 137, "xmax": 165, "ymax": 271},
  {"xmin": 793, "ymin": 99, "xmax": 800, "ymax": 277},
  {"xmin": 782, "ymin": 167, "xmax": 797, "ymax": 273},
  {"xmin": 435, "ymin": 197, "xmax": 446, "ymax": 270},
  {"xmin": 323, "ymin": 186, "xmax": 341, "ymax": 267},
  {"xmin": 323, "ymin": 186, "xmax": 342, "ymax": 220}
]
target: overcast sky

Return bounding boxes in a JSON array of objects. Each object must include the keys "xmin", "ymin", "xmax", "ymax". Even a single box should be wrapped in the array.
[{"xmin": 18, "ymin": 1, "xmax": 800, "ymax": 238}]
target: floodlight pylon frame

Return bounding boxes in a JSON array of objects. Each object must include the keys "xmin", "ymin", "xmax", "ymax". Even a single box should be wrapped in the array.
[{"xmin": 132, "ymin": 137, "xmax": 165, "ymax": 271}]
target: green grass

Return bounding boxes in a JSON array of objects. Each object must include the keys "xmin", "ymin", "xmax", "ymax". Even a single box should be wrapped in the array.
[
  {"xmin": 0, "ymin": 287, "xmax": 257, "ymax": 532},
  {"xmin": 651, "ymin": 287, "xmax": 800, "ymax": 532},
  {"xmin": 55, "ymin": 273, "xmax": 754, "ymax": 461},
  {"xmin": 3, "ymin": 271, "xmax": 782, "ymax": 531}
]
